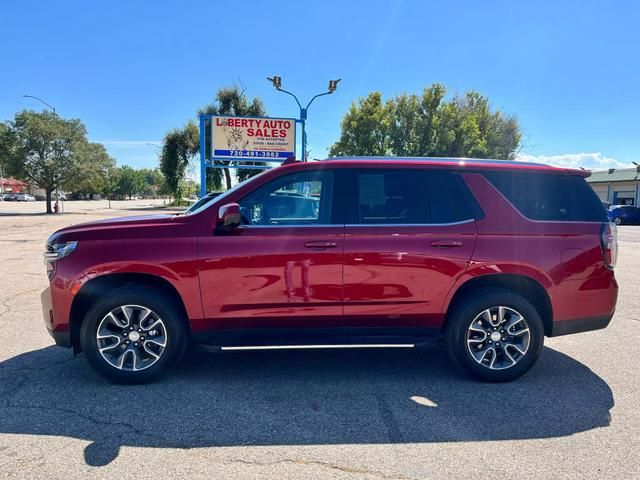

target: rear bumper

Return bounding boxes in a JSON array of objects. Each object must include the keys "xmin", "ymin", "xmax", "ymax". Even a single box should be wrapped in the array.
[{"xmin": 550, "ymin": 312, "xmax": 614, "ymax": 337}]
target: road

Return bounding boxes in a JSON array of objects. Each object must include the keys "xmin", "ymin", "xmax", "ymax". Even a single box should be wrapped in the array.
[{"xmin": 0, "ymin": 201, "xmax": 638, "ymax": 479}]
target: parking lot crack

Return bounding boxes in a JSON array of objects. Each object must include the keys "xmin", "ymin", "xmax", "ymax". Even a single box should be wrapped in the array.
[
  {"xmin": 221, "ymin": 457, "xmax": 419, "ymax": 480},
  {"xmin": 0, "ymin": 288, "xmax": 43, "ymax": 314},
  {"xmin": 0, "ymin": 403, "xmax": 161, "ymax": 441}
]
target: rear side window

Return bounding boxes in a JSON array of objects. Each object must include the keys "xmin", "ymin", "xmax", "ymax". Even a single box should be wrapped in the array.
[
  {"xmin": 354, "ymin": 169, "xmax": 476, "ymax": 224},
  {"xmin": 483, "ymin": 172, "xmax": 608, "ymax": 222}
]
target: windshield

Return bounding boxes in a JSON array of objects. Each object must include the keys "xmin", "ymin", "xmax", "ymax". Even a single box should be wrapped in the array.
[
  {"xmin": 185, "ymin": 169, "xmax": 271, "ymax": 216},
  {"xmin": 185, "ymin": 193, "xmax": 221, "ymax": 213}
]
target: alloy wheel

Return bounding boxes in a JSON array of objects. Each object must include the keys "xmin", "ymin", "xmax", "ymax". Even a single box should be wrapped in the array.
[
  {"xmin": 96, "ymin": 305, "xmax": 168, "ymax": 371},
  {"xmin": 466, "ymin": 306, "xmax": 531, "ymax": 370}
]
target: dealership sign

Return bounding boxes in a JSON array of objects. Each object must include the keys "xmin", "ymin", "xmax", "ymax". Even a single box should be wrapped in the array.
[{"xmin": 212, "ymin": 115, "xmax": 296, "ymax": 160}]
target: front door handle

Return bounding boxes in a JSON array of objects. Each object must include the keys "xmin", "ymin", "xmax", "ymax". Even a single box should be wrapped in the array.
[
  {"xmin": 304, "ymin": 241, "xmax": 338, "ymax": 250},
  {"xmin": 430, "ymin": 240, "xmax": 463, "ymax": 248}
]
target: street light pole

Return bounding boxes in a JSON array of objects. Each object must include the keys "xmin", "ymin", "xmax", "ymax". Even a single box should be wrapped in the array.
[
  {"xmin": 22, "ymin": 94, "xmax": 56, "ymax": 114},
  {"xmin": 267, "ymin": 77, "xmax": 341, "ymax": 161}
]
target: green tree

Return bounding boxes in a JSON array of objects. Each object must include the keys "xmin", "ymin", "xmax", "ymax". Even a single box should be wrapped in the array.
[
  {"xmin": 329, "ymin": 92, "xmax": 391, "ymax": 156},
  {"xmin": 6, "ymin": 110, "xmax": 88, "ymax": 213},
  {"xmin": 101, "ymin": 166, "xmax": 120, "ymax": 208},
  {"xmin": 0, "ymin": 123, "xmax": 18, "ymax": 180},
  {"xmin": 116, "ymin": 165, "xmax": 146, "ymax": 200},
  {"xmin": 330, "ymin": 84, "xmax": 521, "ymax": 160},
  {"xmin": 159, "ymin": 121, "xmax": 199, "ymax": 204},
  {"xmin": 68, "ymin": 142, "xmax": 116, "ymax": 195},
  {"xmin": 137, "ymin": 168, "xmax": 165, "ymax": 197}
]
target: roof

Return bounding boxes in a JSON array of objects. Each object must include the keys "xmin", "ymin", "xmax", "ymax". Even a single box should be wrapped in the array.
[
  {"xmin": 301, "ymin": 156, "xmax": 589, "ymax": 176},
  {"xmin": 586, "ymin": 168, "xmax": 640, "ymax": 183},
  {"xmin": 0, "ymin": 177, "xmax": 28, "ymax": 187}
]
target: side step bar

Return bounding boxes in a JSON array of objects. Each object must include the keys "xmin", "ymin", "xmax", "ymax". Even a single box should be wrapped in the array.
[
  {"xmin": 222, "ymin": 344, "xmax": 415, "ymax": 351},
  {"xmin": 196, "ymin": 342, "xmax": 441, "ymax": 353}
]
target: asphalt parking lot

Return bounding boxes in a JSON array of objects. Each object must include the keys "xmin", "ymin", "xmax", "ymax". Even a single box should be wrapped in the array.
[{"xmin": 0, "ymin": 200, "xmax": 639, "ymax": 479}]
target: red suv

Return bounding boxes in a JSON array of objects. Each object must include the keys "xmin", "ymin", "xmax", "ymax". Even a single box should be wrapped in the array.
[{"xmin": 41, "ymin": 158, "xmax": 618, "ymax": 383}]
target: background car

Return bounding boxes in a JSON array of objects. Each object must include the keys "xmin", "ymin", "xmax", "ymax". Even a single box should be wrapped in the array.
[
  {"xmin": 608, "ymin": 205, "xmax": 640, "ymax": 225},
  {"xmin": 16, "ymin": 193, "xmax": 36, "ymax": 202},
  {"xmin": 2, "ymin": 192, "xmax": 18, "ymax": 201}
]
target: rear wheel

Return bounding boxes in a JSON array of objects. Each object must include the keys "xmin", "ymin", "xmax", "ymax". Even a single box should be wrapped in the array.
[
  {"xmin": 613, "ymin": 217, "xmax": 622, "ymax": 225},
  {"xmin": 445, "ymin": 289, "xmax": 544, "ymax": 382},
  {"xmin": 80, "ymin": 286, "xmax": 187, "ymax": 384}
]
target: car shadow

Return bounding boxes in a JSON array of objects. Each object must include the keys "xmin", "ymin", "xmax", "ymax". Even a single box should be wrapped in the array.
[{"xmin": 0, "ymin": 344, "xmax": 613, "ymax": 466}]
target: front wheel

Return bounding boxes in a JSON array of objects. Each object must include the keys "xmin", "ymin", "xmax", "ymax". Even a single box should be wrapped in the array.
[
  {"xmin": 80, "ymin": 286, "xmax": 187, "ymax": 384},
  {"xmin": 445, "ymin": 289, "xmax": 544, "ymax": 382},
  {"xmin": 613, "ymin": 217, "xmax": 622, "ymax": 225}
]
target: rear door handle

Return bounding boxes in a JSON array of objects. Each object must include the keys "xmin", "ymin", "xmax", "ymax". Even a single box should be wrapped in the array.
[
  {"xmin": 430, "ymin": 240, "xmax": 463, "ymax": 248},
  {"xmin": 304, "ymin": 241, "xmax": 338, "ymax": 250}
]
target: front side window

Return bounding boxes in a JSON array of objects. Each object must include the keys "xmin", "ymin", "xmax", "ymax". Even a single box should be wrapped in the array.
[
  {"xmin": 238, "ymin": 170, "xmax": 333, "ymax": 226},
  {"xmin": 354, "ymin": 169, "xmax": 475, "ymax": 224}
]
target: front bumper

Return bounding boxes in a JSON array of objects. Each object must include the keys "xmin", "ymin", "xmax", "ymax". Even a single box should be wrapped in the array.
[
  {"xmin": 47, "ymin": 328, "xmax": 71, "ymax": 348},
  {"xmin": 41, "ymin": 287, "xmax": 71, "ymax": 348}
]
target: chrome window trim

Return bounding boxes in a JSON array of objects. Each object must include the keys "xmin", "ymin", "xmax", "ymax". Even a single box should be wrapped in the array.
[
  {"xmin": 346, "ymin": 219, "xmax": 475, "ymax": 227},
  {"xmin": 238, "ymin": 218, "xmax": 475, "ymax": 229},
  {"xmin": 241, "ymin": 224, "xmax": 339, "ymax": 228}
]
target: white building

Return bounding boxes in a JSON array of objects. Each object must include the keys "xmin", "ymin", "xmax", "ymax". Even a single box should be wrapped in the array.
[{"xmin": 586, "ymin": 167, "xmax": 640, "ymax": 206}]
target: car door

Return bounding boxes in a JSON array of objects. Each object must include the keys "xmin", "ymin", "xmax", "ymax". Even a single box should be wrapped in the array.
[
  {"xmin": 198, "ymin": 168, "xmax": 345, "ymax": 331},
  {"xmin": 343, "ymin": 168, "xmax": 478, "ymax": 331}
]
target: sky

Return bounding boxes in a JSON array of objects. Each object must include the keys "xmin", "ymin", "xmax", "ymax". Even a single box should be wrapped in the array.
[{"xmin": 1, "ymin": 0, "xmax": 639, "ymax": 172}]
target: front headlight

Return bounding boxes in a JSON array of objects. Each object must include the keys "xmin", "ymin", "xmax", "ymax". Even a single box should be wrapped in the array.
[{"xmin": 43, "ymin": 241, "xmax": 78, "ymax": 267}]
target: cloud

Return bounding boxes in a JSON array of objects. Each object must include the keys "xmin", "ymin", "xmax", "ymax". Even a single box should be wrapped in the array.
[
  {"xmin": 516, "ymin": 152, "xmax": 630, "ymax": 170},
  {"xmin": 95, "ymin": 140, "xmax": 162, "ymax": 148},
  {"xmin": 92, "ymin": 140, "xmax": 163, "ymax": 169}
]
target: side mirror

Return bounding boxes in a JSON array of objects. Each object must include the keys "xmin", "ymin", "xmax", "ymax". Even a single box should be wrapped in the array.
[{"xmin": 217, "ymin": 203, "xmax": 242, "ymax": 229}]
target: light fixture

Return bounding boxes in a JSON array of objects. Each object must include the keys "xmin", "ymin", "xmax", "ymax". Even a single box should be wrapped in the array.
[
  {"xmin": 266, "ymin": 76, "xmax": 282, "ymax": 90},
  {"xmin": 328, "ymin": 79, "xmax": 341, "ymax": 93}
]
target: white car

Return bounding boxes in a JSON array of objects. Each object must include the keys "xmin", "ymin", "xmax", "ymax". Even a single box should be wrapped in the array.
[{"xmin": 16, "ymin": 193, "xmax": 36, "ymax": 202}]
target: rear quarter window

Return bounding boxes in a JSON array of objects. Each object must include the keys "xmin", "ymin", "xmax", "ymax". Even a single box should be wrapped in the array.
[{"xmin": 483, "ymin": 171, "xmax": 608, "ymax": 222}]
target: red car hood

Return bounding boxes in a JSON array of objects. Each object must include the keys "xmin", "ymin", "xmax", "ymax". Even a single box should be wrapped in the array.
[{"xmin": 48, "ymin": 214, "xmax": 184, "ymax": 244}]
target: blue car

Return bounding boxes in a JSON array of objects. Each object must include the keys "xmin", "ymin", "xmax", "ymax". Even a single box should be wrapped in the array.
[{"xmin": 608, "ymin": 205, "xmax": 640, "ymax": 225}]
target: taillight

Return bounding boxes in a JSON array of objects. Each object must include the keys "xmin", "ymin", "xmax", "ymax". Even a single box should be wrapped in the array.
[{"xmin": 601, "ymin": 223, "xmax": 618, "ymax": 269}]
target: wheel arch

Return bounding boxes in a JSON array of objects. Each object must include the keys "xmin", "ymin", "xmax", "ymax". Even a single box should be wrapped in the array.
[
  {"xmin": 69, "ymin": 273, "xmax": 190, "ymax": 352},
  {"xmin": 444, "ymin": 273, "xmax": 553, "ymax": 336}
]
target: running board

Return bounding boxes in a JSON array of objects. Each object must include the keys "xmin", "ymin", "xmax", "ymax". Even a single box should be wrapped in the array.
[{"xmin": 198, "ymin": 343, "xmax": 416, "ymax": 353}]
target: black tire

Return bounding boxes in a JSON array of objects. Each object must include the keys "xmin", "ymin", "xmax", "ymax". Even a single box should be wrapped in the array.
[
  {"xmin": 613, "ymin": 217, "xmax": 622, "ymax": 225},
  {"xmin": 80, "ymin": 286, "xmax": 187, "ymax": 384},
  {"xmin": 445, "ymin": 288, "xmax": 544, "ymax": 382}
]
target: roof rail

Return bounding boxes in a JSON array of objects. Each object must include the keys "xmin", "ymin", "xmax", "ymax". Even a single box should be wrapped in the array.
[{"xmin": 323, "ymin": 156, "xmax": 547, "ymax": 167}]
